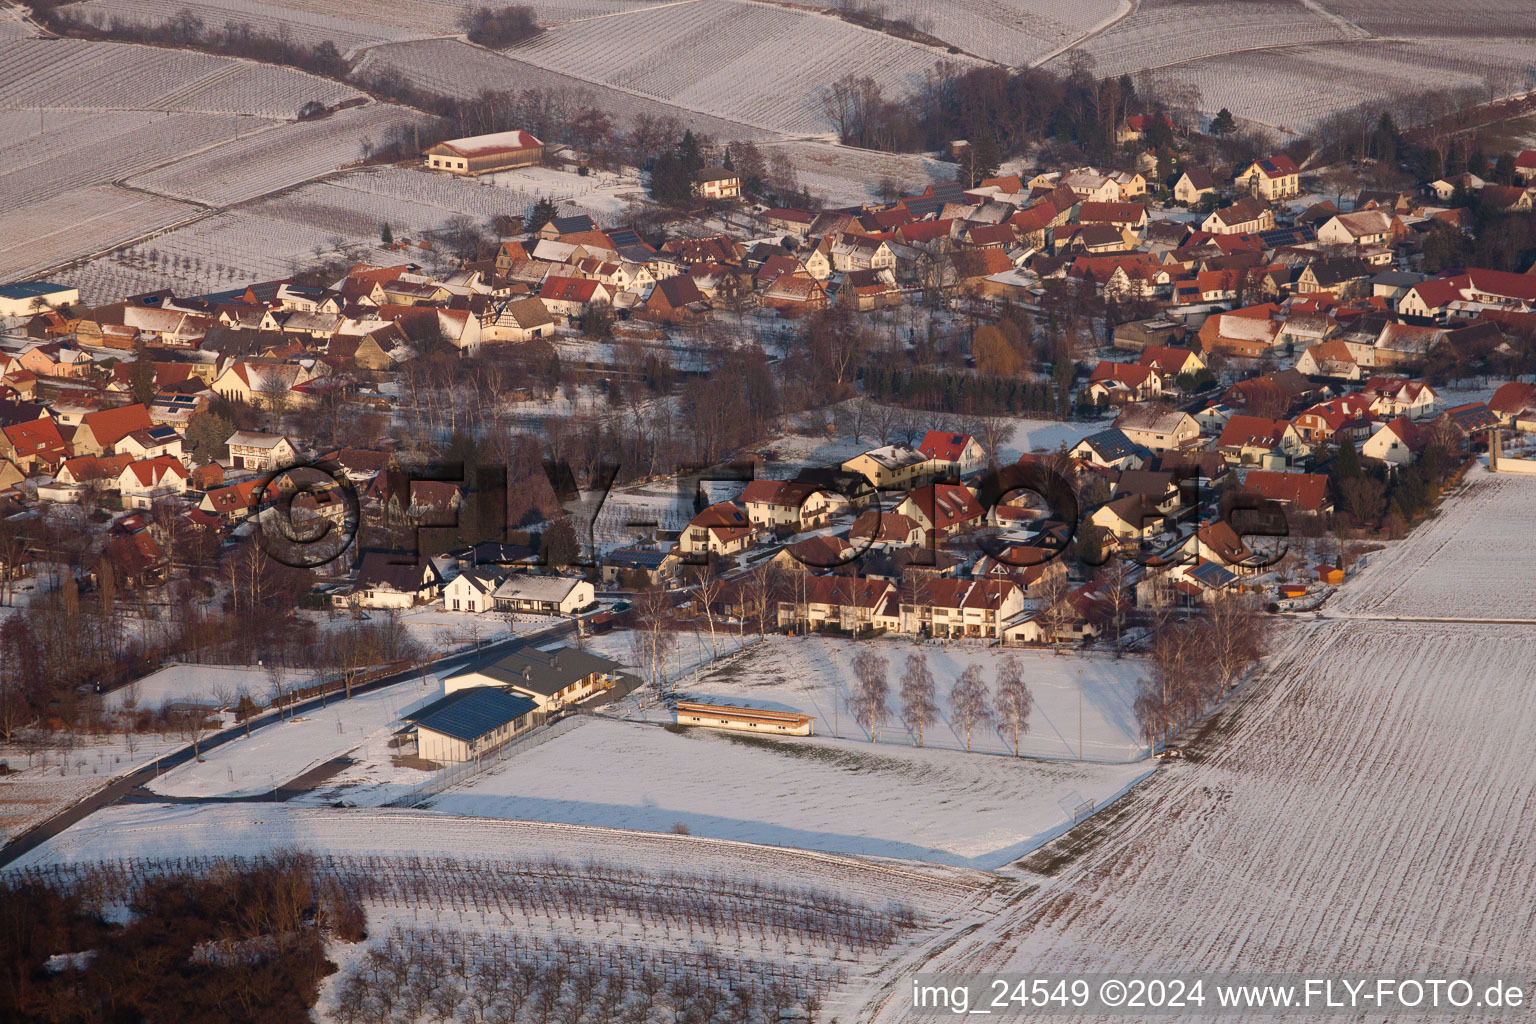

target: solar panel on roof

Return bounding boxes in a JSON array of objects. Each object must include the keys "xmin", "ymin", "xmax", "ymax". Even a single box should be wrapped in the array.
[{"xmin": 414, "ymin": 688, "xmax": 537, "ymax": 743}]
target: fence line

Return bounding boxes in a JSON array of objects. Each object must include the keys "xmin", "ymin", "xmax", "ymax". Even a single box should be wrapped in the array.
[{"xmin": 385, "ymin": 716, "xmax": 586, "ymax": 808}]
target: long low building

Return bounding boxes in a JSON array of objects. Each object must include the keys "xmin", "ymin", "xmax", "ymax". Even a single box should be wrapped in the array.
[
  {"xmin": 674, "ymin": 699, "xmax": 814, "ymax": 736},
  {"xmin": 423, "ymin": 130, "xmax": 544, "ymax": 175}
]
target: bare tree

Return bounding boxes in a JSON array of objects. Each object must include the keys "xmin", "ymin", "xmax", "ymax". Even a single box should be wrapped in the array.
[
  {"xmin": 690, "ymin": 566, "xmax": 724, "ymax": 662},
  {"xmin": 1096, "ymin": 557, "xmax": 1135, "ymax": 655},
  {"xmin": 171, "ymin": 707, "xmax": 214, "ymax": 760},
  {"xmin": 898, "ymin": 651, "xmax": 938, "ymax": 747},
  {"xmin": 846, "ymin": 648, "xmax": 891, "ymax": 742},
  {"xmin": 629, "ymin": 585, "xmax": 677, "ymax": 703},
  {"xmin": 1033, "ymin": 570, "xmax": 1077, "ymax": 653},
  {"xmin": 993, "ymin": 653, "xmax": 1032, "ymax": 755},
  {"xmin": 949, "ymin": 664, "xmax": 993, "ymax": 752},
  {"xmin": 1205, "ymin": 591, "xmax": 1267, "ymax": 697}
]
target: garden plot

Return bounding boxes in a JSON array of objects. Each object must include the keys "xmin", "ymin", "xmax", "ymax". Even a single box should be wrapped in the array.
[
  {"xmin": 656, "ymin": 635, "xmax": 1147, "ymax": 763},
  {"xmin": 352, "ymin": 37, "xmax": 771, "ymax": 140},
  {"xmin": 1065, "ymin": 0, "xmax": 1355, "ymax": 77},
  {"xmin": 123, "ymin": 103, "xmax": 419, "ymax": 206},
  {"xmin": 0, "ymin": 185, "xmax": 197, "ymax": 283},
  {"xmin": 1328, "ymin": 466, "xmax": 1536, "ymax": 620},
  {"xmin": 426, "ymin": 716, "xmax": 1150, "ymax": 867},
  {"xmin": 510, "ymin": 0, "xmax": 980, "ymax": 135}
]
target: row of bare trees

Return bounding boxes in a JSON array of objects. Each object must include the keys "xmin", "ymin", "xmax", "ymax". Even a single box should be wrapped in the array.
[
  {"xmin": 333, "ymin": 926, "xmax": 831, "ymax": 1024},
  {"xmin": 1134, "ymin": 593, "xmax": 1269, "ymax": 749},
  {"xmin": 848, "ymin": 650, "xmax": 1034, "ymax": 753}
]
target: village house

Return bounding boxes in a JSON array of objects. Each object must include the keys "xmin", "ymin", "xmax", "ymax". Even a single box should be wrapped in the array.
[
  {"xmin": 894, "ymin": 483, "xmax": 986, "ymax": 542},
  {"xmin": 1239, "ymin": 470, "xmax": 1333, "ymax": 516},
  {"xmin": 0, "ymin": 280, "xmax": 79, "ymax": 317},
  {"xmin": 1173, "ymin": 165, "xmax": 1217, "ymax": 204},
  {"xmin": 916, "ymin": 430, "xmax": 987, "ymax": 478},
  {"xmin": 226, "ymin": 431, "xmax": 297, "ymax": 472},
  {"xmin": 443, "ymin": 646, "xmax": 620, "ymax": 711},
  {"xmin": 1236, "ymin": 155, "xmax": 1301, "ymax": 200},
  {"xmin": 1216, "ymin": 414, "xmax": 1307, "ymax": 466},
  {"xmin": 679, "ymin": 502, "xmax": 755, "ymax": 557},
  {"xmin": 695, "ymin": 166, "xmax": 742, "ymax": 200},
  {"xmin": 480, "ymin": 296, "xmax": 556, "ymax": 343},
  {"xmin": 1070, "ymin": 428, "xmax": 1148, "ymax": 471},
  {"xmin": 1087, "ymin": 362, "xmax": 1164, "ymax": 406},
  {"xmin": 491, "ymin": 574, "xmax": 595, "ymax": 616},
  {"xmin": 1, "ymin": 417, "xmax": 68, "ymax": 472},
  {"xmin": 739, "ymin": 479, "xmax": 845, "ymax": 531},
  {"xmin": 1201, "ymin": 197, "xmax": 1276, "ymax": 235},
  {"xmin": 441, "ymin": 565, "xmax": 507, "ymax": 613},
  {"xmin": 841, "ymin": 443, "xmax": 932, "ymax": 490},
  {"xmin": 777, "ymin": 575, "xmax": 897, "ymax": 633},
  {"xmin": 600, "ymin": 547, "xmax": 682, "ymax": 588},
  {"xmin": 344, "ymin": 551, "xmax": 446, "ymax": 609},
  {"xmin": 1090, "ymin": 494, "xmax": 1168, "ymax": 543},
  {"xmin": 70, "ymin": 404, "xmax": 155, "ymax": 458},
  {"xmin": 117, "ymin": 454, "xmax": 189, "ymax": 508},
  {"xmin": 1113, "ymin": 404, "xmax": 1200, "ymax": 452},
  {"xmin": 900, "ymin": 577, "xmax": 1023, "ymax": 638}
]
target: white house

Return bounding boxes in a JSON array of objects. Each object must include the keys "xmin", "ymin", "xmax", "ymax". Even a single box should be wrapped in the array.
[
  {"xmin": 226, "ymin": 431, "xmax": 297, "ymax": 472},
  {"xmin": 442, "ymin": 566, "xmax": 507, "ymax": 613},
  {"xmin": 491, "ymin": 574, "xmax": 594, "ymax": 616}
]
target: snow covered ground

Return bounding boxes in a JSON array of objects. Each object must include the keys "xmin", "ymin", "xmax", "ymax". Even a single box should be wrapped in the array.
[
  {"xmin": 141, "ymin": 670, "xmax": 442, "ymax": 799},
  {"xmin": 427, "ymin": 716, "xmax": 1151, "ymax": 868},
  {"xmin": 861, "ymin": 467, "xmax": 1536, "ymax": 1020},
  {"xmin": 0, "ymin": 732, "xmax": 181, "ymax": 842},
  {"xmin": 1329, "ymin": 465, "xmax": 1536, "ymax": 620},
  {"xmin": 637, "ymin": 635, "xmax": 1148, "ymax": 763}
]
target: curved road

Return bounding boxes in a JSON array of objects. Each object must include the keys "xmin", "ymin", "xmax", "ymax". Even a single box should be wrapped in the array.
[{"xmin": 0, "ymin": 622, "xmax": 574, "ymax": 869}]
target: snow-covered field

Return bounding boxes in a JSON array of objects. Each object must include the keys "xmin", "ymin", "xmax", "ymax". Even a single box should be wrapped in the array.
[
  {"xmin": 655, "ymin": 635, "xmax": 1147, "ymax": 763},
  {"xmin": 142, "ymin": 669, "xmax": 443, "ymax": 799},
  {"xmin": 862, "ymin": 467, "xmax": 1536, "ymax": 1020},
  {"xmin": 1066, "ymin": 0, "xmax": 1356, "ymax": 76},
  {"xmin": 352, "ymin": 37, "xmax": 769, "ymax": 140},
  {"xmin": 0, "ymin": 38, "xmax": 420, "ymax": 281},
  {"xmin": 509, "ymin": 0, "xmax": 980, "ymax": 135},
  {"xmin": 761, "ymin": 139, "xmax": 958, "ymax": 207},
  {"xmin": 430, "ymin": 716, "xmax": 1150, "ymax": 868},
  {"xmin": 1129, "ymin": 38, "xmax": 1534, "ymax": 133},
  {"xmin": 1328, "ymin": 465, "xmax": 1536, "ymax": 620},
  {"xmin": 122, "ymin": 103, "xmax": 419, "ymax": 207},
  {"xmin": 106, "ymin": 663, "xmax": 274, "ymax": 711},
  {"xmin": 0, "ymin": 732, "xmax": 181, "ymax": 842},
  {"xmin": 0, "ymin": 38, "xmax": 359, "ymax": 115}
]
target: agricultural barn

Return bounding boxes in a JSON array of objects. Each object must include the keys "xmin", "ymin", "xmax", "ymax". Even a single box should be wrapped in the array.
[
  {"xmin": 424, "ymin": 130, "xmax": 545, "ymax": 175},
  {"xmin": 0, "ymin": 281, "xmax": 79, "ymax": 317},
  {"xmin": 674, "ymin": 700, "xmax": 814, "ymax": 736},
  {"xmin": 407, "ymin": 687, "xmax": 540, "ymax": 763}
]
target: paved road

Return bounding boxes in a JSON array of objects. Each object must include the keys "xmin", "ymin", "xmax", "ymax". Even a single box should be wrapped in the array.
[{"xmin": 0, "ymin": 621, "xmax": 574, "ymax": 869}]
